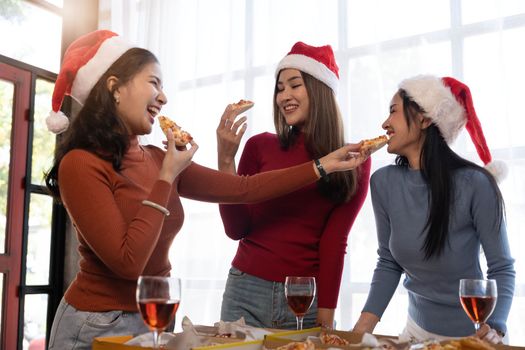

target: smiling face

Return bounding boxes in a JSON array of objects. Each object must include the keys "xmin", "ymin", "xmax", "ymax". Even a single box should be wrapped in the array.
[
  {"xmin": 382, "ymin": 91, "xmax": 431, "ymax": 168},
  {"xmin": 275, "ymin": 69, "xmax": 310, "ymax": 129},
  {"xmin": 110, "ymin": 61, "xmax": 167, "ymax": 135}
]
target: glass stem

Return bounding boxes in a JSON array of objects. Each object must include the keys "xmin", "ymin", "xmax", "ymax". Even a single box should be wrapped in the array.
[
  {"xmin": 297, "ymin": 316, "xmax": 304, "ymax": 330},
  {"xmin": 474, "ymin": 322, "xmax": 481, "ymax": 332},
  {"xmin": 152, "ymin": 329, "xmax": 159, "ymax": 349}
]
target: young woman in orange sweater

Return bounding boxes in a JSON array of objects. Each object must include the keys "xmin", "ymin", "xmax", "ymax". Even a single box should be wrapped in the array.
[{"xmin": 43, "ymin": 30, "xmax": 368, "ymax": 349}]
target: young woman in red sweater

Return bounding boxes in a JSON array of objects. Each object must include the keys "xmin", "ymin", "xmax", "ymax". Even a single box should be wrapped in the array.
[
  {"xmin": 217, "ymin": 42, "xmax": 371, "ymax": 329},
  {"xmin": 43, "ymin": 31, "xmax": 368, "ymax": 349}
]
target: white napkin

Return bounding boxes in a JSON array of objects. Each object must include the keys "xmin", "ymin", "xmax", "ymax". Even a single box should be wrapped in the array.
[
  {"xmin": 125, "ymin": 316, "xmax": 273, "ymax": 349},
  {"xmin": 125, "ymin": 331, "xmax": 177, "ymax": 347},
  {"xmin": 361, "ymin": 333, "xmax": 380, "ymax": 347},
  {"xmin": 214, "ymin": 317, "xmax": 273, "ymax": 340}
]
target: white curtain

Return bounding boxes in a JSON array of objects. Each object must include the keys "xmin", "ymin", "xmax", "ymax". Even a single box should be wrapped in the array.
[{"xmin": 100, "ymin": 0, "xmax": 525, "ymax": 343}]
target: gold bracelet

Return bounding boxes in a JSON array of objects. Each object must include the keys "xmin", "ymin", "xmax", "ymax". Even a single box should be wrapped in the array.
[{"xmin": 142, "ymin": 200, "xmax": 170, "ymax": 216}]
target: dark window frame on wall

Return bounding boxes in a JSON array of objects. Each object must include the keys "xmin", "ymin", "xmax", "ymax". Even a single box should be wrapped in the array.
[
  {"xmin": 0, "ymin": 53, "xmax": 66, "ymax": 350},
  {"xmin": 1, "ymin": 1, "xmax": 98, "ymax": 348}
]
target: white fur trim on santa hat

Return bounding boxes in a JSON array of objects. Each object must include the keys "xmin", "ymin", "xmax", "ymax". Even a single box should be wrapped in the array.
[
  {"xmin": 46, "ymin": 110, "xmax": 70, "ymax": 134},
  {"xmin": 276, "ymin": 54, "xmax": 339, "ymax": 94},
  {"xmin": 71, "ymin": 35, "xmax": 132, "ymax": 106},
  {"xmin": 485, "ymin": 160, "xmax": 508, "ymax": 183},
  {"xmin": 399, "ymin": 75, "xmax": 465, "ymax": 144}
]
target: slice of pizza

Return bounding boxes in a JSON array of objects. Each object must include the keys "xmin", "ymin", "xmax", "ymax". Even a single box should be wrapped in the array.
[
  {"xmin": 319, "ymin": 332, "xmax": 350, "ymax": 346},
  {"xmin": 275, "ymin": 340, "xmax": 315, "ymax": 350},
  {"xmin": 232, "ymin": 99, "xmax": 254, "ymax": 114},
  {"xmin": 360, "ymin": 135, "xmax": 388, "ymax": 155},
  {"xmin": 451, "ymin": 337, "xmax": 495, "ymax": 350},
  {"xmin": 158, "ymin": 115, "xmax": 193, "ymax": 147}
]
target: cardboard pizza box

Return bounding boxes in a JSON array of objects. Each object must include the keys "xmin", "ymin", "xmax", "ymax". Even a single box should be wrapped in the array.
[
  {"xmin": 92, "ymin": 335, "xmax": 145, "ymax": 350},
  {"xmin": 264, "ymin": 327, "xmax": 323, "ymax": 342},
  {"xmin": 440, "ymin": 339, "xmax": 525, "ymax": 350},
  {"xmin": 193, "ymin": 339, "xmax": 263, "ymax": 350},
  {"xmin": 92, "ymin": 335, "xmax": 263, "ymax": 350},
  {"xmin": 266, "ymin": 330, "xmax": 525, "ymax": 350},
  {"xmin": 265, "ymin": 327, "xmax": 394, "ymax": 344}
]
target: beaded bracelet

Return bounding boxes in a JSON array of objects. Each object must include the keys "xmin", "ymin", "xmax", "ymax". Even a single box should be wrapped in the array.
[
  {"xmin": 142, "ymin": 200, "xmax": 170, "ymax": 216},
  {"xmin": 314, "ymin": 159, "xmax": 329, "ymax": 182}
]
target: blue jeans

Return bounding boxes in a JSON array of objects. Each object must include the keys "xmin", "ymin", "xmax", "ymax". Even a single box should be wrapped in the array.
[
  {"xmin": 48, "ymin": 298, "xmax": 149, "ymax": 350},
  {"xmin": 220, "ymin": 267, "xmax": 318, "ymax": 329}
]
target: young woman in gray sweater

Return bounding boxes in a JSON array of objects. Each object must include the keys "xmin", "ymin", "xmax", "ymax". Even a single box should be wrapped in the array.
[{"xmin": 353, "ymin": 75, "xmax": 515, "ymax": 343}]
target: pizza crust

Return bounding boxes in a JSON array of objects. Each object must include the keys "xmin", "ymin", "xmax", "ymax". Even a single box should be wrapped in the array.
[
  {"xmin": 231, "ymin": 99, "xmax": 254, "ymax": 114},
  {"xmin": 275, "ymin": 340, "xmax": 315, "ymax": 350},
  {"xmin": 158, "ymin": 115, "xmax": 193, "ymax": 147},
  {"xmin": 360, "ymin": 135, "xmax": 388, "ymax": 155},
  {"xmin": 445, "ymin": 337, "xmax": 496, "ymax": 350}
]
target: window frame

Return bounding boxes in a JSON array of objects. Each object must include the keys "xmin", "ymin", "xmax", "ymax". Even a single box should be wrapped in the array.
[{"xmin": 0, "ymin": 53, "xmax": 65, "ymax": 350}]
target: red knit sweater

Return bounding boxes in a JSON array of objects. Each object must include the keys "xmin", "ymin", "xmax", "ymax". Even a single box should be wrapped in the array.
[
  {"xmin": 58, "ymin": 137, "xmax": 319, "ymax": 312},
  {"xmin": 219, "ymin": 133, "xmax": 371, "ymax": 308}
]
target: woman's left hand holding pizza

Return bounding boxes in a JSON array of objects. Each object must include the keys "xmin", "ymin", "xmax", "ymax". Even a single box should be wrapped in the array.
[
  {"xmin": 216, "ymin": 104, "xmax": 248, "ymax": 173},
  {"xmin": 159, "ymin": 127, "xmax": 198, "ymax": 184}
]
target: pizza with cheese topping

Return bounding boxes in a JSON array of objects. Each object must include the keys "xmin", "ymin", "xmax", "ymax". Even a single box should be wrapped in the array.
[
  {"xmin": 158, "ymin": 115, "xmax": 193, "ymax": 147},
  {"xmin": 275, "ymin": 340, "xmax": 315, "ymax": 350},
  {"xmin": 360, "ymin": 135, "xmax": 388, "ymax": 155},
  {"xmin": 232, "ymin": 99, "xmax": 254, "ymax": 114},
  {"xmin": 319, "ymin": 332, "xmax": 350, "ymax": 346}
]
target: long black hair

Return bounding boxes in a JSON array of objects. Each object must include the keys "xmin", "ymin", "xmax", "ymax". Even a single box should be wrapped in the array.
[
  {"xmin": 45, "ymin": 48, "xmax": 159, "ymax": 201},
  {"xmin": 273, "ymin": 71, "xmax": 358, "ymax": 203},
  {"xmin": 395, "ymin": 89, "xmax": 504, "ymax": 259}
]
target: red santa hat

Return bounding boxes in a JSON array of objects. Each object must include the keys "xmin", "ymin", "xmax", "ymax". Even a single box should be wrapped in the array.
[
  {"xmin": 275, "ymin": 41, "xmax": 339, "ymax": 94},
  {"xmin": 46, "ymin": 29, "xmax": 133, "ymax": 134},
  {"xmin": 399, "ymin": 75, "xmax": 507, "ymax": 182}
]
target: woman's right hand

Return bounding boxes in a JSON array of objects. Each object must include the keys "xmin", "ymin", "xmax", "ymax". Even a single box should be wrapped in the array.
[
  {"xmin": 159, "ymin": 128, "xmax": 198, "ymax": 183},
  {"xmin": 476, "ymin": 323, "xmax": 503, "ymax": 344},
  {"xmin": 353, "ymin": 312, "xmax": 380, "ymax": 333},
  {"xmin": 317, "ymin": 142, "xmax": 368, "ymax": 175},
  {"xmin": 216, "ymin": 104, "xmax": 248, "ymax": 173}
]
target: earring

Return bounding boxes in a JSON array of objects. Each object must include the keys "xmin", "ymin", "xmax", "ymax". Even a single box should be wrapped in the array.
[{"xmin": 114, "ymin": 94, "xmax": 120, "ymax": 105}]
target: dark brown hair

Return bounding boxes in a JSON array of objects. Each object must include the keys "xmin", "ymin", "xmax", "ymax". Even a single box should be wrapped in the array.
[
  {"xmin": 45, "ymin": 48, "xmax": 159, "ymax": 200},
  {"xmin": 273, "ymin": 71, "xmax": 357, "ymax": 202},
  {"xmin": 395, "ymin": 89, "xmax": 504, "ymax": 259}
]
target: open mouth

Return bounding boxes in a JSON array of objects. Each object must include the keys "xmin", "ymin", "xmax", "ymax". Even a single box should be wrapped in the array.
[
  {"xmin": 147, "ymin": 106, "xmax": 160, "ymax": 122},
  {"xmin": 283, "ymin": 104, "xmax": 298, "ymax": 113}
]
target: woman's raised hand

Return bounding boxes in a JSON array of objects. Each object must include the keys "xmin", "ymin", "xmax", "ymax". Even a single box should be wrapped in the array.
[
  {"xmin": 317, "ymin": 143, "xmax": 367, "ymax": 175},
  {"xmin": 216, "ymin": 104, "xmax": 248, "ymax": 173},
  {"xmin": 159, "ymin": 128, "xmax": 198, "ymax": 184}
]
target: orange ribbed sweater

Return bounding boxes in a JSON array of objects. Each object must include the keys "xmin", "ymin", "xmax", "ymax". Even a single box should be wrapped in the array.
[{"xmin": 58, "ymin": 138, "xmax": 317, "ymax": 312}]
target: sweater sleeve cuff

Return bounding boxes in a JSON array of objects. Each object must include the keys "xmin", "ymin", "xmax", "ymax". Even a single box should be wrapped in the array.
[{"xmin": 487, "ymin": 320, "xmax": 507, "ymax": 336}]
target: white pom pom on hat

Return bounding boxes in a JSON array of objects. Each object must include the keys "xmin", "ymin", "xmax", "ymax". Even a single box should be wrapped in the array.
[
  {"xmin": 275, "ymin": 41, "xmax": 339, "ymax": 94},
  {"xmin": 46, "ymin": 29, "xmax": 133, "ymax": 134},
  {"xmin": 46, "ymin": 110, "xmax": 69, "ymax": 134},
  {"xmin": 399, "ymin": 75, "xmax": 507, "ymax": 183}
]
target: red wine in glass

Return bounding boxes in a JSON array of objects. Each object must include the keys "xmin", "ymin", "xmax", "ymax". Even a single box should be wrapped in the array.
[
  {"xmin": 286, "ymin": 295, "xmax": 314, "ymax": 317},
  {"xmin": 285, "ymin": 276, "xmax": 316, "ymax": 330},
  {"xmin": 138, "ymin": 298, "xmax": 180, "ymax": 330},
  {"xmin": 459, "ymin": 279, "xmax": 497, "ymax": 331},
  {"xmin": 137, "ymin": 276, "xmax": 181, "ymax": 349},
  {"xmin": 459, "ymin": 295, "xmax": 496, "ymax": 324}
]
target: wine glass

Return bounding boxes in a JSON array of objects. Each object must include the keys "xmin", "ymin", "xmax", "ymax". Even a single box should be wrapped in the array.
[
  {"xmin": 136, "ymin": 276, "xmax": 181, "ymax": 348},
  {"xmin": 285, "ymin": 276, "xmax": 316, "ymax": 330},
  {"xmin": 459, "ymin": 278, "xmax": 497, "ymax": 332}
]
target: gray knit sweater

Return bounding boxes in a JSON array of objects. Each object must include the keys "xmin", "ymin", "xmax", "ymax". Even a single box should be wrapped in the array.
[{"xmin": 362, "ymin": 165, "xmax": 515, "ymax": 336}]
